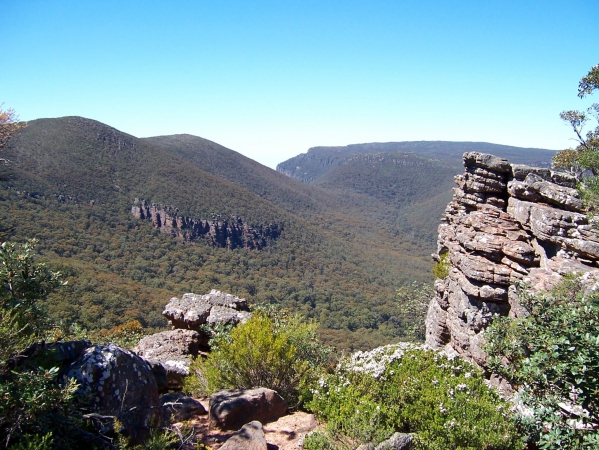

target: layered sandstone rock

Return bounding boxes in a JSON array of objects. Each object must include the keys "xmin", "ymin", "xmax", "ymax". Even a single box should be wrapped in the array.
[{"xmin": 426, "ymin": 152, "xmax": 599, "ymax": 367}]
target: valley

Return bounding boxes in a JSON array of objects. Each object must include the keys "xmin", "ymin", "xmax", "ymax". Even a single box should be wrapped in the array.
[{"xmin": 0, "ymin": 117, "xmax": 556, "ymax": 351}]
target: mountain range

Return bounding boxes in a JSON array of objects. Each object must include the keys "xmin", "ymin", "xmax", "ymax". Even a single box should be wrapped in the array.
[{"xmin": 0, "ymin": 117, "xmax": 557, "ymax": 350}]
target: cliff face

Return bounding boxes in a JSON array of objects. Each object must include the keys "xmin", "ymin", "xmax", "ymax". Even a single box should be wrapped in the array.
[
  {"xmin": 131, "ymin": 199, "xmax": 282, "ymax": 250},
  {"xmin": 426, "ymin": 152, "xmax": 599, "ymax": 367}
]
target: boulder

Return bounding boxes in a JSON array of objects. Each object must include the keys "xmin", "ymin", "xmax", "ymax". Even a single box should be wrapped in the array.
[
  {"xmin": 65, "ymin": 344, "xmax": 161, "ymax": 442},
  {"xmin": 163, "ymin": 296, "xmax": 212, "ymax": 330},
  {"xmin": 163, "ymin": 290, "xmax": 251, "ymax": 330},
  {"xmin": 511, "ymin": 164, "xmax": 551, "ymax": 181},
  {"xmin": 209, "ymin": 388, "xmax": 288, "ymax": 431},
  {"xmin": 200, "ymin": 290, "xmax": 250, "ymax": 310},
  {"xmin": 219, "ymin": 421, "xmax": 268, "ymax": 450},
  {"xmin": 136, "ymin": 329, "xmax": 203, "ymax": 391},
  {"xmin": 375, "ymin": 432, "xmax": 413, "ymax": 450},
  {"xmin": 19, "ymin": 340, "xmax": 91, "ymax": 370},
  {"xmin": 507, "ymin": 180, "xmax": 542, "ymax": 202},
  {"xmin": 160, "ymin": 392, "xmax": 207, "ymax": 423},
  {"xmin": 207, "ymin": 305, "xmax": 252, "ymax": 325},
  {"xmin": 550, "ymin": 170, "xmax": 578, "ymax": 188},
  {"xmin": 463, "ymin": 152, "xmax": 511, "ymax": 173},
  {"xmin": 356, "ymin": 433, "xmax": 414, "ymax": 450}
]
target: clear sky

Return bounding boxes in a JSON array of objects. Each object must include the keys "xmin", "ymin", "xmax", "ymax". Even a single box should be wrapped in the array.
[{"xmin": 2, "ymin": 1, "xmax": 598, "ymax": 168}]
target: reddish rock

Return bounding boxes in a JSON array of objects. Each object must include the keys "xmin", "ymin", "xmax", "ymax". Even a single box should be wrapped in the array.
[{"xmin": 209, "ymin": 388, "xmax": 288, "ymax": 431}]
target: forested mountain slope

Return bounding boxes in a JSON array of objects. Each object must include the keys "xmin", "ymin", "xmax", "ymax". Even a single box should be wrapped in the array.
[
  {"xmin": 1, "ymin": 117, "xmax": 448, "ymax": 351},
  {"xmin": 277, "ymin": 141, "xmax": 556, "ymax": 183},
  {"xmin": 144, "ymin": 134, "xmax": 332, "ymax": 217}
]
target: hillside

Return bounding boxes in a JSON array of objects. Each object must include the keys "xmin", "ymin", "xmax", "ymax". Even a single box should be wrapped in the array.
[
  {"xmin": 1, "ymin": 117, "xmax": 444, "ymax": 351},
  {"xmin": 277, "ymin": 141, "xmax": 556, "ymax": 183},
  {"xmin": 143, "ymin": 134, "xmax": 332, "ymax": 218}
]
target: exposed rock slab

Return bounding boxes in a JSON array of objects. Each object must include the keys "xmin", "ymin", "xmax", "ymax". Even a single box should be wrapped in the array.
[{"xmin": 464, "ymin": 152, "xmax": 511, "ymax": 173}]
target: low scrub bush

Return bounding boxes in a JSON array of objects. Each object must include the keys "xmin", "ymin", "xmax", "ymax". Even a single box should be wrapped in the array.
[
  {"xmin": 306, "ymin": 344, "xmax": 521, "ymax": 449},
  {"xmin": 432, "ymin": 251, "xmax": 450, "ymax": 280},
  {"xmin": 486, "ymin": 278, "xmax": 599, "ymax": 448},
  {"xmin": 184, "ymin": 309, "xmax": 330, "ymax": 406}
]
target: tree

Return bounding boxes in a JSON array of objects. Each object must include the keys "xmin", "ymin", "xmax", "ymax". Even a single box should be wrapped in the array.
[
  {"xmin": 0, "ymin": 104, "xmax": 26, "ymax": 164},
  {"xmin": 553, "ymin": 64, "xmax": 599, "ymax": 173},
  {"xmin": 553, "ymin": 63, "xmax": 599, "ymax": 209}
]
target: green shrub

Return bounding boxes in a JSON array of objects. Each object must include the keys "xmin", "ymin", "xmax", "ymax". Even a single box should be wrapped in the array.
[
  {"xmin": 431, "ymin": 251, "xmax": 450, "ymax": 280},
  {"xmin": 0, "ymin": 308, "xmax": 35, "ymax": 373},
  {"xmin": 307, "ymin": 344, "xmax": 521, "ymax": 449},
  {"xmin": 303, "ymin": 431, "xmax": 339, "ymax": 450},
  {"xmin": 485, "ymin": 278, "xmax": 599, "ymax": 448},
  {"xmin": 184, "ymin": 311, "xmax": 329, "ymax": 406},
  {"xmin": 0, "ymin": 240, "xmax": 64, "ymax": 337},
  {"xmin": 0, "ymin": 368, "xmax": 79, "ymax": 447},
  {"xmin": 0, "ymin": 240, "xmax": 80, "ymax": 448}
]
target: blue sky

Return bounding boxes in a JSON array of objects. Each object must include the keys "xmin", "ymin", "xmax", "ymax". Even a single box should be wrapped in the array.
[{"xmin": 2, "ymin": 1, "xmax": 597, "ymax": 168}]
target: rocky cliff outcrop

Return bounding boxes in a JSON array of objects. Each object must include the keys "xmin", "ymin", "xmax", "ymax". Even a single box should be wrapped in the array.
[
  {"xmin": 426, "ymin": 152, "xmax": 599, "ymax": 367},
  {"xmin": 131, "ymin": 199, "xmax": 282, "ymax": 250}
]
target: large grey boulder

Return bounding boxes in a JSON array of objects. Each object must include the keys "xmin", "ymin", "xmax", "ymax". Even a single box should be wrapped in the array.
[
  {"xmin": 65, "ymin": 344, "xmax": 161, "ymax": 442},
  {"xmin": 220, "ymin": 421, "xmax": 268, "ymax": 450},
  {"xmin": 209, "ymin": 388, "xmax": 287, "ymax": 431},
  {"xmin": 136, "ymin": 329, "xmax": 203, "ymax": 391},
  {"xmin": 162, "ymin": 296, "xmax": 212, "ymax": 330}
]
